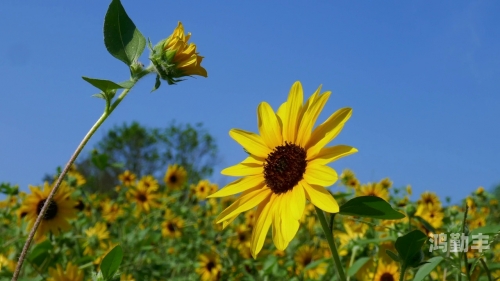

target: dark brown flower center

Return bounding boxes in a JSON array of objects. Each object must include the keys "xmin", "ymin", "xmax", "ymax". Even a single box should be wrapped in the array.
[
  {"xmin": 137, "ymin": 193, "xmax": 147, "ymax": 202},
  {"xmin": 303, "ymin": 255, "xmax": 312, "ymax": 266},
  {"xmin": 380, "ymin": 273, "xmax": 395, "ymax": 281},
  {"xmin": 264, "ymin": 142, "xmax": 307, "ymax": 194},
  {"xmin": 167, "ymin": 222, "xmax": 176, "ymax": 232},
  {"xmin": 206, "ymin": 261, "xmax": 215, "ymax": 272},
  {"xmin": 170, "ymin": 175, "xmax": 177, "ymax": 183},
  {"xmin": 36, "ymin": 199, "xmax": 58, "ymax": 220}
]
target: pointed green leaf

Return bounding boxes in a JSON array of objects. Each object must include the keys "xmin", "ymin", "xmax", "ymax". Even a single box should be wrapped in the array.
[
  {"xmin": 82, "ymin": 76, "xmax": 123, "ymax": 93},
  {"xmin": 339, "ymin": 196, "xmax": 406, "ymax": 219},
  {"xmin": 151, "ymin": 74, "xmax": 161, "ymax": 92},
  {"xmin": 100, "ymin": 245, "xmax": 123, "ymax": 280},
  {"xmin": 28, "ymin": 240, "xmax": 53, "ymax": 267},
  {"xmin": 395, "ymin": 230, "xmax": 427, "ymax": 268},
  {"xmin": 347, "ymin": 257, "xmax": 370, "ymax": 276},
  {"xmin": 103, "ymin": 0, "xmax": 146, "ymax": 66},
  {"xmin": 385, "ymin": 250, "xmax": 401, "ymax": 263},
  {"xmin": 92, "ymin": 93, "xmax": 106, "ymax": 99},
  {"xmin": 413, "ymin": 257, "xmax": 444, "ymax": 281}
]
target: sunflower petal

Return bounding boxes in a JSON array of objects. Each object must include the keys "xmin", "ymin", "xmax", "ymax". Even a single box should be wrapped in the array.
[
  {"xmin": 303, "ymin": 164, "xmax": 338, "ymax": 187},
  {"xmin": 282, "ymin": 81, "xmax": 304, "ymax": 143},
  {"xmin": 229, "ymin": 129, "xmax": 271, "ymax": 158},
  {"xmin": 281, "ymin": 191, "xmax": 300, "ymax": 243},
  {"xmin": 215, "ymin": 188, "xmax": 271, "ymax": 223},
  {"xmin": 251, "ymin": 195, "xmax": 275, "ymax": 258},
  {"xmin": 257, "ymin": 102, "xmax": 283, "ymax": 149},
  {"xmin": 306, "ymin": 108, "xmax": 352, "ymax": 158},
  {"xmin": 296, "ymin": 91, "xmax": 331, "ymax": 146},
  {"xmin": 308, "ymin": 145, "xmax": 358, "ymax": 165},
  {"xmin": 303, "ymin": 181, "xmax": 339, "ymax": 213},
  {"xmin": 208, "ymin": 175, "xmax": 265, "ymax": 198},
  {"xmin": 272, "ymin": 195, "xmax": 287, "ymax": 250},
  {"xmin": 290, "ymin": 184, "xmax": 306, "ymax": 220},
  {"xmin": 221, "ymin": 156, "xmax": 263, "ymax": 176}
]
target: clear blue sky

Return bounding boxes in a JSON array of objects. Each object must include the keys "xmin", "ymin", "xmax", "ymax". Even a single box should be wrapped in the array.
[{"xmin": 1, "ymin": 1, "xmax": 499, "ymax": 203}]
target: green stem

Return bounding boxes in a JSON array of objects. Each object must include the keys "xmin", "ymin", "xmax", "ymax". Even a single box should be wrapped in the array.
[
  {"xmin": 11, "ymin": 84, "xmax": 136, "ymax": 281},
  {"xmin": 458, "ymin": 204, "xmax": 469, "ymax": 281},
  {"xmin": 315, "ymin": 206, "xmax": 346, "ymax": 281},
  {"xmin": 479, "ymin": 258, "xmax": 493, "ymax": 281},
  {"xmin": 399, "ymin": 265, "xmax": 407, "ymax": 281}
]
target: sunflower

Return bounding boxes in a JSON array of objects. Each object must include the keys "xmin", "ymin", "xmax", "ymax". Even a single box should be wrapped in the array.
[
  {"xmin": 194, "ymin": 180, "xmax": 217, "ymax": 200},
  {"xmin": 294, "ymin": 245, "xmax": 328, "ymax": 280},
  {"xmin": 161, "ymin": 209, "xmax": 184, "ymax": 238},
  {"xmin": 229, "ymin": 224, "xmax": 252, "ymax": 258},
  {"xmin": 164, "ymin": 164, "xmax": 188, "ymax": 190},
  {"xmin": 19, "ymin": 182, "xmax": 77, "ymax": 242},
  {"xmin": 0, "ymin": 252, "xmax": 16, "ymax": 273},
  {"xmin": 196, "ymin": 253, "xmax": 222, "ymax": 281},
  {"xmin": 379, "ymin": 178, "xmax": 392, "ymax": 189},
  {"xmin": 356, "ymin": 182, "xmax": 389, "ymax": 201},
  {"xmin": 118, "ymin": 170, "xmax": 137, "ymax": 187},
  {"xmin": 101, "ymin": 201, "xmax": 124, "ymax": 223},
  {"xmin": 208, "ymin": 81, "xmax": 357, "ymax": 258},
  {"xmin": 415, "ymin": 204, "xmax": 444, "ymax": 229},
  {"xmin": 47, "ymin": 262, "xmax": 84, "ymax": 281},
  {"xmin": 121, "ymin": 274, "xmax": 136, "ymax": 281},
  {"xmin": 373, "ymin": 262, "xmax": 399, "ymax": 281},
  {"xmin": 127, "ymin": 185, "xmax": 160, "ymax": 214},
  {"xmin": 138, "ymin": 175, "xmax": 159, "ymax": 192},
  {"xmin": 417, "ymin": 192, "xmax": 441, "ymax": 208},
  {"xmin": 83, "ymin": 222, "xmax": 110, "ymax": 256}
]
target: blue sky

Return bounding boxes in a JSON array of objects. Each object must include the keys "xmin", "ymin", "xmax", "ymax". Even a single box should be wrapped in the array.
[{"xmin": 1, "ymin": 1, "xmax": 499, "ymax": 203}]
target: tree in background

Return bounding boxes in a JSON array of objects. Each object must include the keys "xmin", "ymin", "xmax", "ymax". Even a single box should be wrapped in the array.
[{"xmin": 45, "ymin": 121, "xmax": 219, "ymax": 193}]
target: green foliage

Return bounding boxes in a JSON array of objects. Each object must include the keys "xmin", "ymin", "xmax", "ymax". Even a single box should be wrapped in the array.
[
  {"xmin": 103, "ymin": 0, "xmax": 146, "ymax": 67},
  {"xmin": 413, "ymin": 257, "xmax": 443, "ymax": 281},
  {"xmin": 76, "ymin": 121, "xmax": 219, "ymax": 192},
  {"xmin": 339, "ymin": 196, "xmax": 406, "ymax": 220},
  {"xmin": 395, "ymin": 230, "xmax": 427, "ymax": 268},
  {"xmin": 347, "ymin": 257, "xmax": 370, "ymax": 276},
  {"xmin": 99, "ymin": 245, "xmax": 123, "ymax": 280}
]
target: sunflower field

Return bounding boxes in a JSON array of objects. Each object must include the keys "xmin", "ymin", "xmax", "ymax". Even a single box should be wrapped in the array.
[{"xmin": 1, "ymin": 1, "xmax": 500, "ymax": 281}]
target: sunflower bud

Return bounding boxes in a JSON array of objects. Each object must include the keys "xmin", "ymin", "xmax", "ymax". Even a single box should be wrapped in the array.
[{"xmin": 150, "ymin": 22, "xmax": 207, "ymax": 85}]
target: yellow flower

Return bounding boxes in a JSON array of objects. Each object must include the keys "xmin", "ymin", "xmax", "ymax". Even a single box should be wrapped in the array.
[
  {"xmin": 83, "ymin": 222, "xmax": 110, "ymax": 256},
  {"xmin": 475, "ymin": 186, "xmax": 484, "ymax": 195},
  {"xmin": 19, "ymin": 182, "xmax": 77, "ymax": 242},
  {"xmin": 417, "ymin": 192, "xmax": 441, "ymax": 208},
  {"xmin": 415, "ymin": 204, "xmax": 444, "ymax": 229},
  {"xmin": 379, "ymin": 177, "xmax": 392, "ymax": 189},
  {"xmin": 194, "ymin": 180, "xmax": 217, "ymax": 200},
  {"xmin": 101, "ymin": 201, "xmax": 124, "ymax": 223},
  {"xmin": 356, "ymin": 183, "xmax": 389, "ymax": 201},
  {"xmin": 164, "ymin": 164, "xmax": 188, "ymax": 190},
  {"xmin": 294, "ymin": 245, "xmax": 328, "ymax": 280},
  {"xmin": 138, "ymin": 175, "xmax": 159, "ymax": 191},
  {"xmin": 121, "ymin": 274, "xmax": 136, "ymax": 281},
  {"xmin": 161, "ymin": 209, "xmax": 184, "ymax": 238},
  {"xmin": 127, "ymin": 185, "xmax": 160, "ymax": 214},
  {"xmin": 373, "ymin": 262, "xmax": 399, "ymax": 281},
  {"xmin": 0, "ymin": 252, "xmax": 16, "ymax": 273},
  {"xmin": 47, "ymin": 262, "xmax": 84, "ymax": 281},
  {"xmin": 209, "ymin": 81, "xmax": 357, "ymax": 258},
  {"xmin": 196, "ymin": 253, "xmax": 222, "ymax": 281},
  {"xmin": 406, "ymin": 185, "xmax": 412, "ymax": 196},
  {"xmin": 151, "ymin": 22, "xmax": 207, "ymax": 85},
  {"xmin": 118, "ymin": 170, "xmax": 137, "ymax": 187}
]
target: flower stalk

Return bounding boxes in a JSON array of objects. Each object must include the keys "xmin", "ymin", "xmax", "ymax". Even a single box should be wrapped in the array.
[
  {"xmin": 315, "ymin": 206, "xmax": 347, "ymax": 281},
  {"xmin": 12, "ymin": 83, "xmax": 137, "ymax": 281}
]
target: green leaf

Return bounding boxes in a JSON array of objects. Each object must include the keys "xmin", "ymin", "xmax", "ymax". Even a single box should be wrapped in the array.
[
  {"xmin": 339, "ymin": 196, "xmax": 406, "ymax": 219},
  {"xmin": 395, "ymin": 230, "xmax": 427, "ymax": 268},
  {"xmin": 82, "ymin": 76, "xmax": 123, "ymax": 93},
  {"xmin": 385, "ymin": 250, "xmax": 401, "ymax": 263},
  {"xmin": 100, "ymin": 245, "xmax": 123, "ymax": 280},
  {"xmin": 91, "ymin": 153, "xmax": 109, "ymax": 171},
  {"xmin": 103, "ymin": 0, "xmax": 146, "ymax": 66},
  {"xmin": 413, "ymin": 257, "xmax": 444, "ymax": 281},
  {"xmin": 151, "ymin": 74, "xmax": 161, "ymax": 92},
  {"xmin": 347, "ymin": 257, "xmax": 370, "ymax": 276},
  {"xmin": 28, "ymin": 240, "xmax": 53, "ymax": 267}
]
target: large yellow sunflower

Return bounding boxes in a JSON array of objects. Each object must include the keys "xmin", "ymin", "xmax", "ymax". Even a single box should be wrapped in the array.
[
  {"xmin": 19, "ymin": 182, "xmax": 77, "ymax": 242},
  {"xmin": 208, "ymin": 81, "xmax": 357, "ymax": 258},
  {"xmin": 373, "ymin": 262, "xmax": 399, "ymax": 281}
]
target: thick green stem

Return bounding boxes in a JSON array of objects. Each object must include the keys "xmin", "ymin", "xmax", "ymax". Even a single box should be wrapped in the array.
[
  {"xmin": 399, "ymin": 265, "xmax": 407, "ymax": 281},
  {"xmin": 315, "ymin": 206, "xmax": 346, "ymax": 281},
  {"xmin": 11, "ymin": 84, "xmax": 135, "ymax": 281}
]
